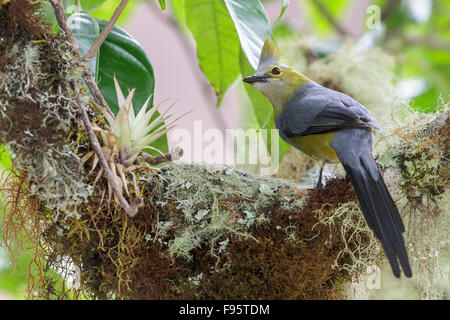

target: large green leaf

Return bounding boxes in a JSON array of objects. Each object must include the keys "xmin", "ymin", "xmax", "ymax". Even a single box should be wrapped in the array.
[
  {"xmin": 185, "ymin": 0, "xmax": 241, "ymax": 106},
  {"xmin": 96, "ymin": 19, "xmax": 155, "ymax": 115},
  {"xmin": 169, "ymin": 0, "xmax": 187, "ymax": 32},
  {"xmin": 68, "ymin": 13, "xmax": 100, "ymax": 80},
  {"xmin": 240, "ymin": 49, "xmax": 290, "ymax": 160},
  {"xmin": 69, "ymin": 14, "xmax": 167, "ymax": 154},
  {"xmin": 224, "ymin": 0, "xmax": 271, "ymax": 70}
]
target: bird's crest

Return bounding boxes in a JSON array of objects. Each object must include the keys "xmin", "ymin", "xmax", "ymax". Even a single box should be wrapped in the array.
[{"xmin": 259, "ymin": 37, "xmax": 282, "ymax": 66}]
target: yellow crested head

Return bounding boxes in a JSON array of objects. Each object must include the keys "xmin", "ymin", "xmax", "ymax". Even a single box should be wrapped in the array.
[
  {"xmin": 243, "ymin": 37, "xmax": 311, "ymax": 115},
  {"xmin": 259, "ymin": 37, "xmax": 282, "ymax": 65}
]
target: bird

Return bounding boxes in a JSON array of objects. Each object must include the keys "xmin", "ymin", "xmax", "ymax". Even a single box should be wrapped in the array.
[{"xmin": 243, "ymin": 37, "xmax": 412, "ymax": 278}]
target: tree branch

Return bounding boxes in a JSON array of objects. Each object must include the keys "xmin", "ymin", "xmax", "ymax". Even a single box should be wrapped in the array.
[
  {"xmin": 49, "ymin": 0, "xmax": 115, "ymax": 119},
  {"xmin": 310, "ymin": 0, "xmax": 351, "ymax": 37},
  {"xmin": 84, "ymin": 0, "xmax": 129, "ymax": 61},
  {"xmin": 50, "ymin": 0, "xmax": 139, "ymax": 217},
  {"xmin": 80, "ymin": 100, "xmax": 139, "ymax": 217}
]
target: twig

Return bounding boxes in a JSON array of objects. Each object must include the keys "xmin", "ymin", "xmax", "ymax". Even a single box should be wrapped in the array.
[
  {"xmin": 141, "ymin": 146, "xmax": 183, "ymax": 165},
  {"xmin": 84, "ymin": 73, "xmax": 114, "ymax": 117},
  {"xmin": 50, "ymin": 0, "xmax": 139, "ymax": 217},
  {"xmin": 49, "ymin": 0, "xmax": 115, "ymax": 118},
  {"xmin": 84, "ymin": 0, "xmax": 129, "ymax": 61},
  {"xmin": 310, "ymin": 0, "xmax": 350, "ymax": 37},
  {"xmin": 80, "ymin": 103, "xmax": 139, "ymax": 217},
  {"xmin": 49, "ymin": 0, "xmax": 80, "ymax": 56}
]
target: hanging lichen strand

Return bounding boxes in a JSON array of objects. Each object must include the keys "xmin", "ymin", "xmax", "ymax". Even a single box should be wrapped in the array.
[
  {"xmin": 0, "ymin": 0, "xmax": 92, "ymax": 222},
  {"xmin": 376, "ymin": 105, "xmax": 450, "ymax": 300}
]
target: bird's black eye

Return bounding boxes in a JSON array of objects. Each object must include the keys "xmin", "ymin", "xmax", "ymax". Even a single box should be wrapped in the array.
[{"xmin": 270, "ymin": 66, "xmax": 282, "ymax": 76}]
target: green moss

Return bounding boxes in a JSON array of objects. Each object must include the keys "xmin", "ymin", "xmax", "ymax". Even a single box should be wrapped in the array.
[{"xmin": 148, "ymin": 163, "xmax": 304, "ymax": 261}]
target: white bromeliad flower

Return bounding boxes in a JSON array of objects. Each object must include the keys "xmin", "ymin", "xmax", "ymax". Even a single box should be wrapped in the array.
[{"xmin": 82, "ymin": 76, "xmax": 186, "ymax": 208}]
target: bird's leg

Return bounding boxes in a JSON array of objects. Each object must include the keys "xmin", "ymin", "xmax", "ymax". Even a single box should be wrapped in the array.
[{"xmin": 316, "ymin": 161, "xmax": 325, "ymax": 189}]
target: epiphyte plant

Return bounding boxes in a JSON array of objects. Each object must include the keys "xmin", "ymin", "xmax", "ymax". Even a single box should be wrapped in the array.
[{"xmin": 82, "ymin": 75, "xmax": 184, "ymax": 211}]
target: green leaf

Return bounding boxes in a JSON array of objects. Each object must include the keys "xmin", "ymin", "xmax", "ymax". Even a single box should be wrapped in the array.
[
  {"xmin": 224, "ymin": 0, "xmax": 271, "ymax": 70},
  {"xmin": 239, "ymin": 49, "xmax": 290, "ymax": 160},
  {"xmin": 169, "ymin": 0, "xmax": 187, "ymax": 32},
  {"xmin": 95, "ymin": 19, "xmax": 154, "ymax": 114},
  {"xmin": 90, "ymin": 0, "xmax": 140, "ymax": 26},
  {"xmin": 157, "ymin": 0, "xmax": 166, "ymax": 10},
  {"xmin": 185, "ymin": 0, "xmax": 241, "ymax": 106},
  {"xmin": 95, "ymin": 19, "xmax": 168, "ymax": 154},
  {"xmin": 68, "ymin": 13, "xmax": 100, "ymax": 80},
  {"xmin": 276, "ymin": 0, "xmax": 289, "ymax": 23},
  {"xmin": 80, "ymin": 0, "xmax": 107, "ymax": 12}
]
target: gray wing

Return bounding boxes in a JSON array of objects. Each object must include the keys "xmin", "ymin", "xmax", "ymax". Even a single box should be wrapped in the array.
[{"xmin": 276, "ymin": 82, "xmax": 379, "ymax": 137}]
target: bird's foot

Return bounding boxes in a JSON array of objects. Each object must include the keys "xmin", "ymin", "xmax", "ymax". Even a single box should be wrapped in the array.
[
  {"xmin": 315, "ymin": 180, "xmax": 325, "ymax": 190},
  {"xmin": 315, "ymin": 165, "xmax": 325, "ymax": 190}
]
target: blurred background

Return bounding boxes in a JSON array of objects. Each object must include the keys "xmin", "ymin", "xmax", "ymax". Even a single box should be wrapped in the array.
[
  {"xmin": 0, "ymin": 0, "xmax": 448, "ymax": 299},
  {"xmin": 127, "ymin": 0, "xmax": 449, "ymax": 164}
]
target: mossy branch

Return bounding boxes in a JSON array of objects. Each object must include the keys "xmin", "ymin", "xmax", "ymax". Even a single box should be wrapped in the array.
[{"xmin": 0, "ymin": 0, "xmax": 448, "ymax": 300}]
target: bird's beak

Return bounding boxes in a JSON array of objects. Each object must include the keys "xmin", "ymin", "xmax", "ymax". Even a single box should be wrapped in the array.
[{"xmin": 243, "ymin": 75, "xmax": 268, "ymax": 84}]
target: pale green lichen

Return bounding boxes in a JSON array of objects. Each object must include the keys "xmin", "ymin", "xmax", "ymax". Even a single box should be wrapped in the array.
[
  {"xmin": 368, "ymin": 102, "xmax": 448, "ymax": 300},
  {"xmin": 147, "ymin": 162, "xmax": 305, "ymax": 262},
  {"xmin": 315, "ymin": 201, "xmax": 382, "ymax": 275},
  {"xmin": 0, "ymin": 39, "xmax": 92, "ymax": 221}
]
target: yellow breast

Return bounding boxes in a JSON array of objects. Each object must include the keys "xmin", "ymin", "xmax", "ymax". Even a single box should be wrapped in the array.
[{"xmin": 289, "ymin": 132, "xmax": 339, "ymax": 163}]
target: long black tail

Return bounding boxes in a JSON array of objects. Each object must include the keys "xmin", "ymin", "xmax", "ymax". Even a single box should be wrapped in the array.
[
  {"xmin": 332, "ymin": 130, "xmax": 412, "ymax": 278},
  {"xmin": 342, "ymin": 155, "xmax": 412, "ymax": 278}
]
